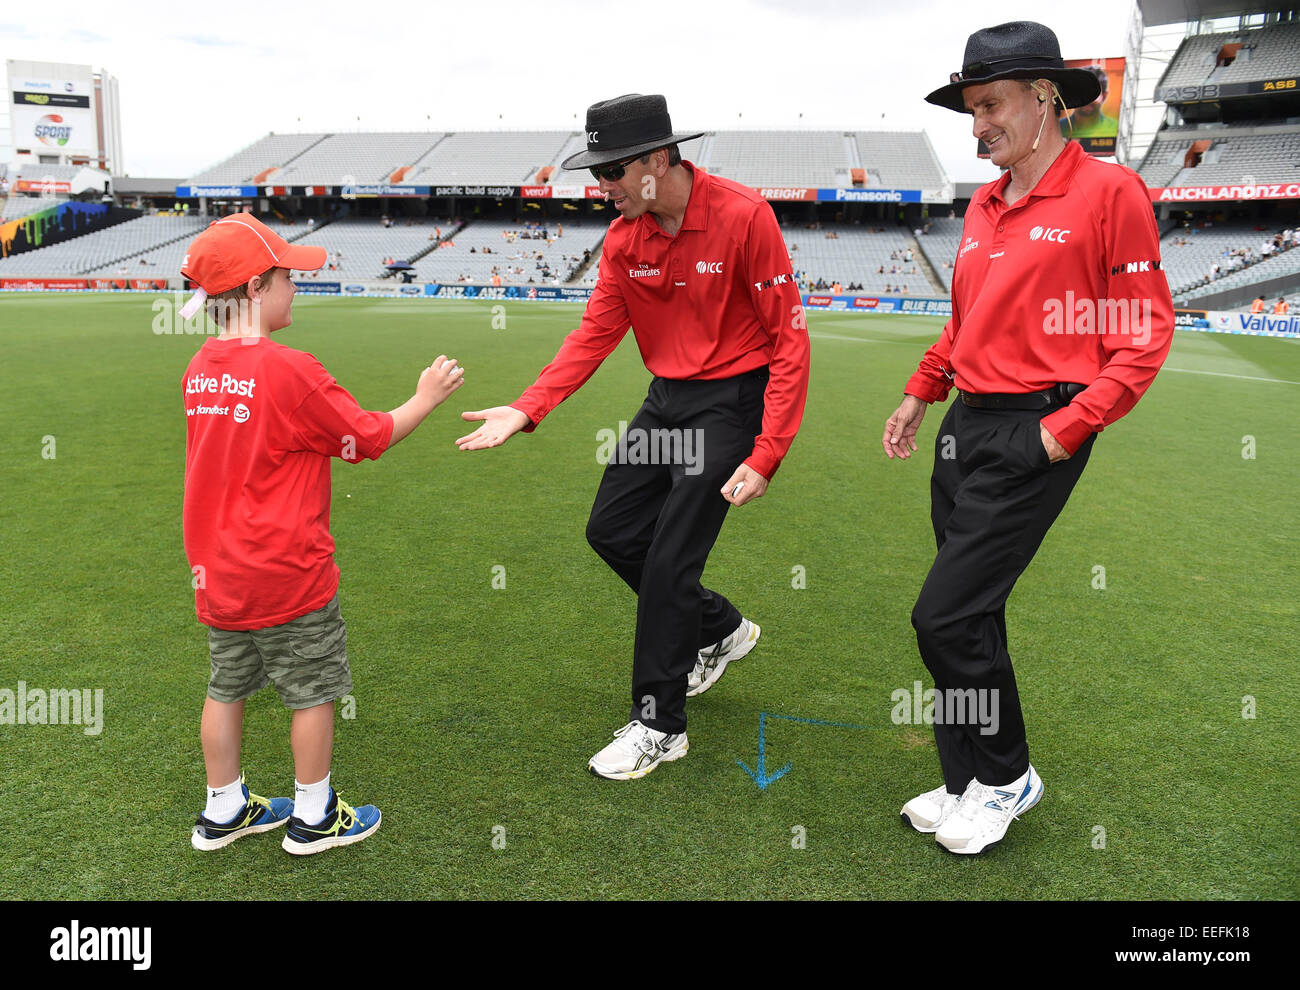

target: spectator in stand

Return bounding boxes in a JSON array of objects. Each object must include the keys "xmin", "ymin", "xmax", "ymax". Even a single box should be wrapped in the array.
[
  {"xmin": 1250, "ymin": 296, "xmax": 1265, "ymax": 314},
  {"xmin": 1274, "ymin": 298, "xmax": 1290, "ymax": 315}
]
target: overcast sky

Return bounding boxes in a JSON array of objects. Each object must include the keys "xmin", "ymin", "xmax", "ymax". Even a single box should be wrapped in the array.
[{"xmin": 3, "ymin": 0, "xmax": 1143, "ymax": 183}]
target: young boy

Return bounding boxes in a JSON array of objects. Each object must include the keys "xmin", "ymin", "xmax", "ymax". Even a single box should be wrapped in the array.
[{"xmin": 181, "ymin": 215, "xmax": 464, "ymax": 854}]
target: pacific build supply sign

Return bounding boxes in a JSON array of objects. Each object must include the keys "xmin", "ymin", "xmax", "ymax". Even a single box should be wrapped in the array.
[{"xmin": 9, "ymin": 65, "xmax": 96, "ymax": 158}]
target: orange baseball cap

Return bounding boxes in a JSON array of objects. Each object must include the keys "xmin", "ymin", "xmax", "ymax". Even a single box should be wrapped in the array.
[{"xmin": 179, "ymin": 215, "xmax": 326, "ymax": 318}]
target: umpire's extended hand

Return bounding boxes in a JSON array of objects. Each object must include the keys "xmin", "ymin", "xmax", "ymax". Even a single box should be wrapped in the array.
[
  {"xmin": 456, "ymin": 406, "xmax": 531, "ymax": 450},
  {"xmin": 882, "ymin": 394, "xmax": 929, "ymax": 460}
]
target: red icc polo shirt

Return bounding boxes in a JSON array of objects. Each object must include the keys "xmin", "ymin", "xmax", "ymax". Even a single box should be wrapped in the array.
[
  {"xmin": 182, "ymin": 337, "xmax": 393, "ymax": 630},
  {"xmin": 905, "ymin": 140, "xmax": 1175, "ymax": 454},
  {"xmin": 510, "ymin": 162, "xmax": 810, "ymax": 480}
]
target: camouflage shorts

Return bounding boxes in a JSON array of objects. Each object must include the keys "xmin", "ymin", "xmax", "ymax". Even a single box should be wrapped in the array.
[{"xmin": 207, "ymin": 594, "xmax": 352, "ymax": 710}]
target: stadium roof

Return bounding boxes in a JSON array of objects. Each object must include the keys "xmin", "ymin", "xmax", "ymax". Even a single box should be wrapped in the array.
[{"xmin": 1138, "ymin": 0, "xmax": 1295, "ymax": 26}]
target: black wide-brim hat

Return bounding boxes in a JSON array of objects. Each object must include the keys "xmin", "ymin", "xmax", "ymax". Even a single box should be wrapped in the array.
[
  {"xmin": 561, "ymin": 93, "xmax": 704, "ymax": 170},
  {"xmin": 925, "ymin": 21, "xmax": 1102, "ymax": 114}
]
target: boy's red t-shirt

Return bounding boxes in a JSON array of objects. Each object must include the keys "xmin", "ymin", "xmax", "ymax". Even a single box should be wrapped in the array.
[{"xmin": 182, "ymin": 336, "xmax": 393, "ymax": 630}]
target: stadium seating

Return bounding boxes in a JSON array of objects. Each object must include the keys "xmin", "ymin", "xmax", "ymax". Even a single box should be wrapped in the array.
[
  {"xmin": 273, "ymin": 133, "xmax": 447, "ymax": 185},
  {"xmin": 407, "ymin": 132, "xmax": 572, "ymax": 186},
  {"xmin": 783, "ymin": 225, "xmax": 938, "ymax": 294},
  {"xmin": 190, "ymin": 133, "xmax": 329, "ymax": 185},
  {"xmin": 2, "ymin": 196, "xmax": 62, "ymax": 221},
  {"xmin": 1175, "ymin": 232, "xmax": 1300, "ymax": 302},
  {"xmin": 1159, "ymin": 22, "xmax": 1300, "ymax": 89},
  {"xmin": 1157, "ymin": 222, "xmax": 1288, "ymax": 296},
  {"xmin": 413, "ymin": 219, "xmax": 606, "ymax": 285},
  {"xmin": 287, "ymin": 217, "xmax": 457, "ymax": 281},
  {"xmin": 854, "ymin": 132, "xmax": 949, "ymax": 192},
  {"xmin": 1140, "ymin": 125, "xmax": 1300, "ymax": 187},
  {"xmin": 182, "ymin": 130, "xmax": 950, "ymax": 197},
  {"xmin": 914, "ymin": 216, "xmax": 965, "ymax": 292},
  {"xmin": 1217, "ymin": 22, "xmax": 1300, "ymax": 83},
  {"xmin": 0, "ymin": 214, "xmax": 206, "ymax": 275},
  {"xmin": 706, "ymin": 132, "xmax": 847, "ymax": 188}
]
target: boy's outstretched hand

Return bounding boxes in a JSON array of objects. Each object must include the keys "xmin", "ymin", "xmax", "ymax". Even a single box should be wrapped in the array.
[
  {"xmin": 387, "ymin": 355, "xmax": 465, "ymax": 447},
  {"xmin": 457, "ymin": 406, "xmax": 530, "ymax": 450},
  {"xmin": 418, "ymin": 355, "xmax": 466, "ymax": 407}
]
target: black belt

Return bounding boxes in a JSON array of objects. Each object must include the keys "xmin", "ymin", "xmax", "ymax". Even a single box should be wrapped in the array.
[{"xmin": 960, "ymin": 383, "xmax": 1086, "ymax": 410}]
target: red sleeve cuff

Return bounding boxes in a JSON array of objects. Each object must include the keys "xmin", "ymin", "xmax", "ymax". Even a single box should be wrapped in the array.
[
  {"xmin": 508, "ymin": 402, "xmax": 541, "ymax": 433},
  {"xmin": 904, "ymin": 373, "xmax": 950, "ymax": 404},
  {"xmin": 744, "ymin": 452, "xmax": 780, "ymax": 481},
  {"xmin": 1041, "ymin": 407, "xmax": 1093, "ymax": 456}
]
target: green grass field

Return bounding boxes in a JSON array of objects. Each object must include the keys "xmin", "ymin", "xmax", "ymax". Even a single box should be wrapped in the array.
[{"xmin": 1, "ymin": 293, "xmax": 1296, "ymax": 900}]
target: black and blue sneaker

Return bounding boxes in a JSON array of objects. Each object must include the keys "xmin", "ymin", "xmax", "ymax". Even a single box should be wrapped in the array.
[
  {"xmin": 192, "ymin": 778, "xmax": 294, "ymax": 851},
  {"xmin": 281, "ymin": 788, "xmax": 381, "ymax": 856}
]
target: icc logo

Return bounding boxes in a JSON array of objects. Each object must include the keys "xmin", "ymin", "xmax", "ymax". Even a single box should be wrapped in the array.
[
  {"xmin": 1030, "ymin": 226, "xmax": 1070, "ymax": 243},
  {"xmin": 587, "ymin": 130, "xmax": 599, "ymax": 144},
  {"xmin": 696, "ymin": 261, "xmax": 723, "ymax": 274}
]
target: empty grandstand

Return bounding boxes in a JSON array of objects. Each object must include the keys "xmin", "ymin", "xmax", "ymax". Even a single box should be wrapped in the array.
[
  {"xmin": 178, "ymin": 128, "xmax": 950, "ymax": 200},
  {"xmin": 781, "ymin": 224, "xmax": 940, "ymax": 295},
  {"xmin": 1134, "ymin": 2, "xmax": 1300, "ymax": 308}
]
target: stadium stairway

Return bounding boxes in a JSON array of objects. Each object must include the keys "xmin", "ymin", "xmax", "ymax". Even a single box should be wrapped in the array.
[
  {"xmin": 565, "ymin": 229, "xmax": 607, "ymax": 284},
  {"xmin": 383, "ymin": 218, "xmax": 467, "ymax": 276},
  {"xmin": 252, "ymin": 134, "xmax": 332, "ymax": 185},
  {"xmin": 908, "ymin": 235, "xmax": 946, "ymax": 296}
]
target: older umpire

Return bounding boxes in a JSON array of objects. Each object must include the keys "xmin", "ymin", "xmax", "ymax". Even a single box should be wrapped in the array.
[
  {"xmin": 458, "ymin": 94, "xmax": 810, "ymax": 779},
  {"xmin": 883, "ymin": 22, "xmax": 1174, "ymax": 853}
]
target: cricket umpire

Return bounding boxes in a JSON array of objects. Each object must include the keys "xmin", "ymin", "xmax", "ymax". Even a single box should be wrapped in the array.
[
  {"xmin": 458, "ymin": 94, "xmax": 810, "ymax": 779},
  {"xmin": 882, "ymin": 22, "xmax": 1174, "ymax": 853}
]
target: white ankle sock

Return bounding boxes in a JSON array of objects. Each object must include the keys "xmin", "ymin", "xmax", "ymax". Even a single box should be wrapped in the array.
[
  {"xmin": 204, "ymin": 777, "xmax": 245, "ymax": 823},
  {"xmin": 294, "ymin": 774, "xmax": 331, "ymax": 825}
]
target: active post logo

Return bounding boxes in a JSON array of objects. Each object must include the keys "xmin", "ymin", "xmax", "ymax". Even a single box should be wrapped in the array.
[
  {"xmin": 233, "ymin": 403, "xmax": 251, "ymax": 424},
  {"xmin": 35, "ymin": 113, "xmax": 72, "ymax": 147}
]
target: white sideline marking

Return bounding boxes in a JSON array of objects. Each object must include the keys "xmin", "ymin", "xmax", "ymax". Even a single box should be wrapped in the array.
[{"xmin": 1162, "ymin": 367, "xmax": 1300, "ymax": 386}]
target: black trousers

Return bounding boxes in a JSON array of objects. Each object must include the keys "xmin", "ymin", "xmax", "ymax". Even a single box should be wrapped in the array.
[
  {"xmin": 911, "ymin": 398, "xmax": 1095, "ymax": 793},
  {"xmin": 586, "ymin": 368, "xmax": 767, "ymax": 735}
]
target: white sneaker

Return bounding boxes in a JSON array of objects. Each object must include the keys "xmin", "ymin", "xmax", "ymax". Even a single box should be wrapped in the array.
[
  {"xmin": 936, "ymin": 766, "xmax": 1043, "ymax": 855},
  {"xmin": 900, "ymin": 781, "xmax": 967, "ymax": 834},
  {"xmin": 687, "ymin": 618, "xmax": 760, "ymax": 697},
  {"xmin": 587, "ymin": 720, "xmax": 689, "ymax": 780}
]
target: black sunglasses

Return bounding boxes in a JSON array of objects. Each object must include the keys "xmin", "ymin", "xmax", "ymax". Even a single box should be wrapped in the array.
[{"xmin": 589, "ymin": 155, "xmax": 643, "ymax": 182}]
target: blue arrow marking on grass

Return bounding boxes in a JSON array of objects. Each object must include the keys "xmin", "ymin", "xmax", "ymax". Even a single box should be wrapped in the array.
[{"xmin": 737, "ymin": 710, "xmax": 876, "ymax": 791}]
